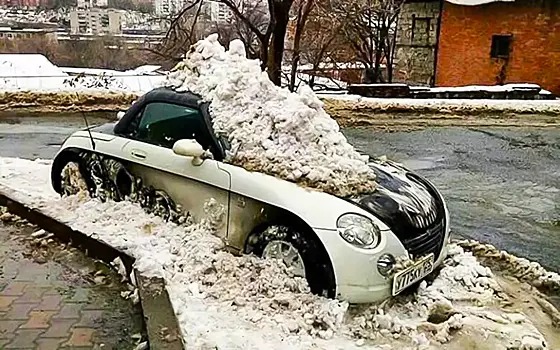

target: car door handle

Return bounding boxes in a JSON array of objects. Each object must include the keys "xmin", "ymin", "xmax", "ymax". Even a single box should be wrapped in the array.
[{"xmin": 131, "ymin": 150, "xmax": 147, "ymax": 160}]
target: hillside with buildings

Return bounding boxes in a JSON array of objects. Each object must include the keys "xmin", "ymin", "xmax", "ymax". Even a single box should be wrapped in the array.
[{"xmin": 0, "ymin": 0, "xmax": 558, "ymax": 96}]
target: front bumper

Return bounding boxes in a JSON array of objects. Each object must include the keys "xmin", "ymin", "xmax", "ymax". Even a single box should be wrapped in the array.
[{"xmin": 313, "ymin": 224, "xmax": 450, "ymax": 303}]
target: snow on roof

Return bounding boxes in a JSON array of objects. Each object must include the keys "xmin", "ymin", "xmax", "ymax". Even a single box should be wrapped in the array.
[
  {"xmin": 445, "ymin": 0, "xmax": 514, "ymax": 5},
  {"xmin": 0, "ymin": 54, "xmax": 67, "ymax": 77},
  {"xmin": 165, "ymin": 34, "xmax": 377, "ymax": 196},
  {"xmin": 429, "ymin": 83, "xmax": 544, "ymax": 93}
]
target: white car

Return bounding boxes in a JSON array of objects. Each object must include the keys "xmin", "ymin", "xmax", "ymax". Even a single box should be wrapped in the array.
[{"xmin": 51, "ymin": 87, "xmax": 450, "ymax": 303}]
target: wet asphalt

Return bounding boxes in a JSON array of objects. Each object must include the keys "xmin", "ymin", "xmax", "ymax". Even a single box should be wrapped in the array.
[
  {"xmin": 0, "ymin": 115, "xmax": 558, "ymax": 271},
  {"xmin": 345, "ymin": 127, "xmax": 560, "ymax": 271}
]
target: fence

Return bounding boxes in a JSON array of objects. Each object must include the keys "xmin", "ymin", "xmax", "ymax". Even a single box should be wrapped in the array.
[{"xmin": 0, "ymin": 74, "xmax": 166, "ymax": 93}]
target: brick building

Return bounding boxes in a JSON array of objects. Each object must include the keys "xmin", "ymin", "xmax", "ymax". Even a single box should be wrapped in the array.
[
  {"xmin": 395, "ymin": 0, "xmax": 560, "ymax": 95},
  {"xmin": 436, "ymin": 0, "xmax": 560, "ymax": 95}
]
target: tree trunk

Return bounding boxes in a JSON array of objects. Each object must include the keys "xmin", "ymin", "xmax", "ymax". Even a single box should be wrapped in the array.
[
  {"xmin": 373, "ymin": 48, "xmax": 383, "ymax": 83},
  {"xmin": 267, "ymin": 1, "xmax": 292, "ymax": 86},
  {"xmin": 289, "ymin": 0, "xmax": 314, "ymax": 91},
  {"xmin": 259, "ymin": 39, "xmax": 269, "ymax": 71}
]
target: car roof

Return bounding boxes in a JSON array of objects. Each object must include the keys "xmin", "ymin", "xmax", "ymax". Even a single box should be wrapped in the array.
[
  {"xmin": 112, "ymin": 87, "xmax": 227, "ymax": 161},
  {"xmin": 141, "ymin": 87, "xmax": 202, "ymax": 106},
  {"xmin": 114, "ymin": 87, "xmax": 202, "ymax": 135}
]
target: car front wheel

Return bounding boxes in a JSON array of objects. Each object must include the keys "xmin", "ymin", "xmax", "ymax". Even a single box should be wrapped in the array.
[{"xmin": 246, "ymin": 225, "xmax": 336, "ymax": 298}]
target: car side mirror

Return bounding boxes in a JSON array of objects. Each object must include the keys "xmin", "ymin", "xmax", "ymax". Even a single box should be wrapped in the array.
[{"xmin": 173, "ymin": 139, "xmax": 205, "ymax": 166}]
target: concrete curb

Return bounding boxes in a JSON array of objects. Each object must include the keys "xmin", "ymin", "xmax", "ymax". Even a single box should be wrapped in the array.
[{"xmin": 0, "ymin": 191, "xmax": 184, "ymax": 350}]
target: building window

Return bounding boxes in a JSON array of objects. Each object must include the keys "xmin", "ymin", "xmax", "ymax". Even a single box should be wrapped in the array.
[
  {"xmin": 101, "ymin": 14, "xmax": 109, "ymax": 28},
  {"xmin": 411, "ymin": 15, "xmax": 431, "ymax": 45},
  {"xmin": 491, "ymin": 35, "xmax": 512, "ymax": 59}
]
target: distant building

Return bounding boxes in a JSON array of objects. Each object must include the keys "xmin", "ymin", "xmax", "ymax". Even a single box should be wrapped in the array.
[
  {"xmin": 70, "ymin": 8, "xmax": 122, "ymax": 34},
  {"xmin": 208, "ymin": 1, "xmax": 230, "ymax": 23},
  {"xmin": 0, "ymin": 0, "xmax": 49, "ymax": 8},
  {"xmin": 76, "ymin": 0, "xmax": 108, "ymax": 7},
  {"xmin": 0, "ymin": 26, "xmax": 57, "ymax": 41},
  {"xmin": 153, "ymin": 0, "xmax": 232, "ymax": 21},
  {"xmin": 153, "ymin": 0, "xmax": 187, "ymax": 16},
  {"xmin": 395, "ymin": 0, "xmax": 560, "ymax": 95}
]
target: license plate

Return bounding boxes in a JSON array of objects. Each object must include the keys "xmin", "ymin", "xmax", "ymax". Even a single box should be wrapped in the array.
[{"xmin": 392, "ymin": 253, "xmax": 434, "ymax": 296}]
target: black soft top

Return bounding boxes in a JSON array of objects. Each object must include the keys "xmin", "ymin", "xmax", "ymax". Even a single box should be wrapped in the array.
[
  {"xmin": 114, "ymin": 87, "xmax": 203, "ymax": 135},
  {"xmin": 113, "ymin": 87, "xmax": 226, "ymax": 160}
]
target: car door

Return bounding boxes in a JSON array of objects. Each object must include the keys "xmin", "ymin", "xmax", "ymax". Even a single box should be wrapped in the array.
[{"xmin": 119, "ymin": 101, "xmax": 231, "ymax": 238}]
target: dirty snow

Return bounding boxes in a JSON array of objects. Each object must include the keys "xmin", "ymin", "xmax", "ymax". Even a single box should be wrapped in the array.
[
  {"xmin": 426, "ymin": 83, "xmax": 551, "ymax": 95},
  {"xmin": 0, "ymin": 156, "xmax": 556, "ymax": 349},
  {"xmin": 164, "ymin": 35, "xmax": 377, "ymax": 196},
  {"xmin": 457, "ymin": 240, "xmax": 560, "ymax": 291},
  {"xmin": 319, "ymin": 94, "xmax": 560, "ymax": 115}
]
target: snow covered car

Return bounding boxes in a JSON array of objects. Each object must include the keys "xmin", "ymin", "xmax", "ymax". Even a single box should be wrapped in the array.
[{"xmin": 51, "ymin": 87, "xmax": 450, "ymax": 303}]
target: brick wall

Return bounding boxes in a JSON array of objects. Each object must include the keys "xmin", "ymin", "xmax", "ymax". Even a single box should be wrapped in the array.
[{"xmin": 436, "ymin": 0, "xmax": 560, "ymax": 95}]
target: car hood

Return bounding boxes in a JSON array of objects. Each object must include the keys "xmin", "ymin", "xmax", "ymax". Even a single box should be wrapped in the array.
[{"xmin": 352, "ymin": 160, "xmax": 440, "ymax": 237}]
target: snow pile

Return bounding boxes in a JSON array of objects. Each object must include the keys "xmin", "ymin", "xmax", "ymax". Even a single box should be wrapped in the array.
[
  {"xmin": 457, "ymin": 240, "xmax": 560, "ymax": 291},
  {"xmin": 0, "ymin": 54, "xmax": 66, "ymax": 78},
  {"xmin": 0, "ymin": 54, "xmax": 163, "ymax": 95},
  {"xmin": 428, "ymin": 83, "xmax": 551, "ymax": 94},
  {"xmin": 0, "ymin": 158, "xmax": 57, "ymax": 202},
  {"xmin": 346, "ymin": 245, "xmax": 548, "ymax": 349},
  {"xmin": 164, "ymin": 35, "xmax": 377, "ymax": 196}
]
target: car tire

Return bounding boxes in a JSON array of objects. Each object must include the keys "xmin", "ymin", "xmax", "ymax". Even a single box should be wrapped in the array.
[{"xmin": 246, "ymin": 225, "xmax": 336, "ymax": 298}]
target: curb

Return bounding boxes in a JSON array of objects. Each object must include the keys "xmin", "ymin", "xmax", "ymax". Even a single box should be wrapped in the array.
[{"xmin": 0, "ymin": 191, "xmax": 184, "ymax": 350}]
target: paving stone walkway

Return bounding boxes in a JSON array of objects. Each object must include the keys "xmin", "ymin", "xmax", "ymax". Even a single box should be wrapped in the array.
[{"xmin": 0, "ymin": 217, "xmax": 144, "ymax": 349}]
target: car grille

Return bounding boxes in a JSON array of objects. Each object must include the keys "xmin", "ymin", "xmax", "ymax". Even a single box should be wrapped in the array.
[
  {"xmin": 409, "ymin": 202, "xmax": 438, "ymax": 229},
  {"xmin": 401, "ymin": 217, "xmax": 446, "ymax": 260}
]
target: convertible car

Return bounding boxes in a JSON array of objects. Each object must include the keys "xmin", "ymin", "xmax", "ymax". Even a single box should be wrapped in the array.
[{"xmin": 51, "ymin": 87, "xmax": 450, "ymax": 303}]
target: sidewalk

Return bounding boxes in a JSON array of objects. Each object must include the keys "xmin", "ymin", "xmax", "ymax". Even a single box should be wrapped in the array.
[{"xmin": 0, "ymin": 217, "xmax": 144, "ymax": 349}]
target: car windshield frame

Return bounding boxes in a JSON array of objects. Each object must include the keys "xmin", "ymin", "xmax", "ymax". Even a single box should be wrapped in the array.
[{"xmin": 114, "ymin": 88, "xmax": 226, "ymax": 161}]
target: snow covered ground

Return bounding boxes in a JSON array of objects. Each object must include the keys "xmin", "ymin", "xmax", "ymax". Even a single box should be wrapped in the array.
[
  {"xmin": 423, "ymin": 83, "xmax": 552, "ymax": 95},
  {"xmin": 320, "ymin": 93, "xmax": 560, "ymax": 115},
  {"xmin": 0, "ymin": 54, "xmax": 164, "ymax": 94},
  {"xmin": 1, "ymin": 156, "xmax": 558, "ymax": 350}
]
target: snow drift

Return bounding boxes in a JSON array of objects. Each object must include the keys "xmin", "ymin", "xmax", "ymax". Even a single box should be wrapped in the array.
[{"xmin": 164, "ymin": 34, "xmax": 377, "ymax": 197}]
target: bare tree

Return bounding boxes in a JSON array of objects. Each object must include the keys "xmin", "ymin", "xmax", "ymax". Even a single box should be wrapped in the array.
[
  {"xmin": 150, "ymin": 0, "xmax": 207, "ymax": 62},
  {"xmin": 227, "ymin": 0, "xmax": 269, "ymax": 60},
  {"xmin": 288, "ymin": 0, "xmax": 314, "ymax": 91},
  {"xmin": 292, "ymin": 0, "xmax": 348, "ymax": 89},
  {"xmin": 220, "ymin": 0, "xmax": 295, "ymax": 86},
  {"xmin": 334, "ymin": 0, "xmax": 404, "ymax": 83}
]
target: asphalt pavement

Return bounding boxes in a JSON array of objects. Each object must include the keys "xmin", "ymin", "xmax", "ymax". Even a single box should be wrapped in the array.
[
  {"xmin": 1, "ymin": 115, "xmax": 558, "ymax": 271},
  {"xmin": 345, "ymin": 127, "xmax": 560, "ymax": 271}
]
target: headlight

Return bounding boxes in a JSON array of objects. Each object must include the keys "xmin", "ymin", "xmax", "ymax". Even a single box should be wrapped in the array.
[{"xmin": 337, "ymin": 213, "xmax": 381, "ymax": 249}]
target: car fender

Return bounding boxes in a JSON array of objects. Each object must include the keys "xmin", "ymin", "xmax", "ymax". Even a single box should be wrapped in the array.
[{"xmin": 217, "ymin": 162, "xmax": 392, "ymax": 232}]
